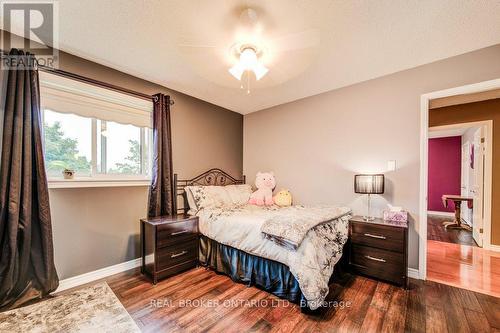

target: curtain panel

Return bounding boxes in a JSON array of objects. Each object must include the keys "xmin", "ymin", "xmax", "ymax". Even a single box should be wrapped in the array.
[
  {"xmin": 148, "ymin": 93, "xmax": 174, "ymax": 217},
  {"xmin": 0, "ymin": 49, "xmax": 59, "ymax": 310}
]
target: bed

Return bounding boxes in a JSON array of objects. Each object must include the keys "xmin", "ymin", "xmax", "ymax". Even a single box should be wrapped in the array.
[{"xmin": 173, "ymin": 169, "xmax": 352, "ymax": 311}]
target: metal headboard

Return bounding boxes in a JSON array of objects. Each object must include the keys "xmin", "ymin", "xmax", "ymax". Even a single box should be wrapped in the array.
[{"xmin": 173, "ymin": 168, "xmax": 246, "ymax": 215}]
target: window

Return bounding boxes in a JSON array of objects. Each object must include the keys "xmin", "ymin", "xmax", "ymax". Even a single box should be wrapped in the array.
[
  {"xmin": 39, "ymin": 71, "xmax": 153, "ymax": 186},
  {"xmin": 97, "ymin": 120, "xmax": 148, "ymax": 175},
  {"xmin": 43, "ymin": 110, "xmax": 92, "ymax": 177}
]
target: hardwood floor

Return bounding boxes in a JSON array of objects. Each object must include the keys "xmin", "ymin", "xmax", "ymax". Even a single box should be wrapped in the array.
[
  {"xmin": 427, "ymin": 214, "xmax": 477, "ymax": 246},
  {"xmin": 426, "ymin": 214, "xmax": 500, "ymax": 298},
  {"xmin": 102, "ymin": 267, "xmax": 500, "ymax": 332},
  {"xmin": 427, "ymin": 240, "xmax": 500, "ymax": 298}
]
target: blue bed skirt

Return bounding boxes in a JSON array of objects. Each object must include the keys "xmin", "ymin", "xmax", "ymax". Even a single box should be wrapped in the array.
[{"xmin": 199, "ymin": 235, "xmax": 322, "ymax": 311}]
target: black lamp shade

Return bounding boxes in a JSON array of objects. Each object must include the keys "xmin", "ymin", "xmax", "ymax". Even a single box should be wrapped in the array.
[{"xmin": 354, "ymin": 174, "xmax": 384, "ymax": 194}]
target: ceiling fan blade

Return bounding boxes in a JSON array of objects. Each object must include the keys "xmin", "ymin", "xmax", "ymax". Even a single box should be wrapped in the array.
[{"xmin": 270, "ymin": 29, "xmax": 320, "ymax": 53}]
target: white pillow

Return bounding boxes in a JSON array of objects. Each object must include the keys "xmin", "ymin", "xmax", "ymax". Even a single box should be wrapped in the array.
[
  {"xmin": 184, "ymin": 187, "xmax": 198, "ymax": 215},
  {"xmin": 225, "ymin": 184, "xmax": 252, "ymax": 205},
  {"xmin": 204, "ymin": 186, "xmax": 232, "ymax": 207}
]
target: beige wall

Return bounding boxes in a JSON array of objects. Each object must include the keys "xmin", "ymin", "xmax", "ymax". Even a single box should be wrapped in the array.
[
  {"xmin": 49, "ymin": 187, "xmax": 149, "ymax": 279},
  {"xmin": 244, "ymin": 44, "xmax": 500, "ymax": 269},
  {"xmin": 1, "ymin": 32, "xmax": 243, "ymax": 279}
]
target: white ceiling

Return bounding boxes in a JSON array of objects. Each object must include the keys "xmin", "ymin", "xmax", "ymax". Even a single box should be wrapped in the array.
[{"xmin": 8, "ymin": 0, "xmax": 500, "ymax": 114}]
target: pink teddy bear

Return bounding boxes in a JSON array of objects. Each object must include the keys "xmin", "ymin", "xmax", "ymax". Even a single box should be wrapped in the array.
[{"xmin": 248, "ymin": 172, "xmax": 276, "ymax": 206}]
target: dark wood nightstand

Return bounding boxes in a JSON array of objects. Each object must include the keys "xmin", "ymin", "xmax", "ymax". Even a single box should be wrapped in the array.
[
  {"xmin": 140, "ymin": 214, "xmax": 199, "ymax": 284},
  {"xmin": 348, "ymin": 215, "xmax": 408, "ymax": 288}
]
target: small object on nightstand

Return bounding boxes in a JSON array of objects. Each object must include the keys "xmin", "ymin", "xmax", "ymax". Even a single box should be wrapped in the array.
[
  {"xmin": 140, "ymin": 214, "xmax": 199, "ymax": 284},
  {"xmin": 383, "ymin": 204, "xmax": 408, "ymax": 223},
  {"xmin": 348, "ymin": 215, "xmax": 408, "ymax": 288}
]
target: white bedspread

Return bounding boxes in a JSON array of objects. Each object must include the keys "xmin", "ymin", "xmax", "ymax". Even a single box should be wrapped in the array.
[{"xmin": 197, "ymin": 204, "xmax": 351, "ymax": 309}]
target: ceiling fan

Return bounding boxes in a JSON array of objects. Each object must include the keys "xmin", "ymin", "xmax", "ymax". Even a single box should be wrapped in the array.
[{"xmin": 178, "ymin": 7, "xmax": 320, "ymax": 92}]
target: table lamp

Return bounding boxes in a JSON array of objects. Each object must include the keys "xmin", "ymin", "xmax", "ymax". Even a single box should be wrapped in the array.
[{"xmin": 354, "ymin": 174, "xmax": 385, "ymax": 221}]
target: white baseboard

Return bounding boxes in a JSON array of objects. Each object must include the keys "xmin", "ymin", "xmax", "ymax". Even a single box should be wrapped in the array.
[
  {"xmin": 407, "ymin": 268, "xmax": 420, "ymax": 279},
  {"xmin": 485, "ymin": 244, "xmax": 500, "ymax": 252},
  {"xmin": 53, "ymin": 257, "xmax": 423, "ymax": 294},
  {"xmin": 54, "ymin": 258, "xmax": 142, "ymax": 294},
  {"xmin": 427, "ymin": 211, "xmax": 454, "ymax": 217}
]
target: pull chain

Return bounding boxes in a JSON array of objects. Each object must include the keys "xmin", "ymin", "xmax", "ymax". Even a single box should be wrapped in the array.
[{"xmin": 246, "ymin": 71, "xmax": 251, "ymax": 94}]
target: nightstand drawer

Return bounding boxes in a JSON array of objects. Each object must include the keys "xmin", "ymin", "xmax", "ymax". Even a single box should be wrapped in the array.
[
  {"xmin": 157, "ymin": 219, "xmax": 198, "ymax": 248},
  {"xmin": 156, "ymin": 260, "xmax": 198, "ymax": 280},
  {"xmin": 350, "ymin": 244, "xmax": 405, "ymax": 285},
  {"xmin": 157, "ymin": 240, "xmax": 198, "ymax": 270},
  {"xmin": 350, "ymin": 222, "xmax": 404, "ymax": 252}
]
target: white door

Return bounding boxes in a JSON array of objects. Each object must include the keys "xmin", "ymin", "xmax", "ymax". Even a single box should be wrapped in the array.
[
  {"xmin": 461, "ymin": 142, "xmax": 471, "ymax": 224},
  {"xmin": 471, "ymin": 127, "xmax": 485, "ymax": 247}
]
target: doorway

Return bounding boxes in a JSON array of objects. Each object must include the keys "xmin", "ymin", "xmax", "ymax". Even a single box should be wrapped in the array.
[
  {"xmin": 419, "ymin": 81, "xmax": 499, "ymax": 296},
  {"xmin": 427, "ymin": 120, "xmax": 496, "ymax": 296}
]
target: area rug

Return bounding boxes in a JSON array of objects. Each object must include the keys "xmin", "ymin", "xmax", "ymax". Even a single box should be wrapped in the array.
[{"xmin": 0, "ymin": 282, "xmax": 140, "ymax": 333}]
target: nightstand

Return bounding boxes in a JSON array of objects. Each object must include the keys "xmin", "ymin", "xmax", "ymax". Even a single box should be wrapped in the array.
[
  {"xmin": 140, "ymin": 214, "xmax": 199, "ymax": 284},
  {"xmin": 348, "ymin": 215, "xmax": 408, "ymax": 288}
]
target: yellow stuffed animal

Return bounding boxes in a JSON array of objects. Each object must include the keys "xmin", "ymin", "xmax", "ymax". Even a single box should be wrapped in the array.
[{"xmin": 273, "ymin": 189, "xmax": 293, "ymax": 207}]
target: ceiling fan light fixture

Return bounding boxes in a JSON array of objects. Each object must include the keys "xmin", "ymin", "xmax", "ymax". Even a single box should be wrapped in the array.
[
  {"xmin": 229, "ymin": 63, "xmax": 245, "ymax": 80},
  {"xmin": 253, "ymin": 62, "xmax": 268, "ymax": 80},
  {"xmin": 228, "ymin": 47, "xmax": 268, "ymax": 81}
]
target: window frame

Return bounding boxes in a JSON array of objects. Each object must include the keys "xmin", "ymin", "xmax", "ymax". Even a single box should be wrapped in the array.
[{"xmin": 39, "ymin": 72, "xmax": 153, "ymax": 188}]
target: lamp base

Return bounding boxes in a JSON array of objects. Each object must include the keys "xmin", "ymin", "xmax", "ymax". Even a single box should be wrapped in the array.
[{"xmin": 362, "ymin": 216, "xmax": 375, "ymax": 221}]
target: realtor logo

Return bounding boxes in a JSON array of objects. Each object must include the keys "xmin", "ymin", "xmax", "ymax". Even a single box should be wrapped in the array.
[{"xmin": 1, "ymin": 0, "xmax": 59, "ymax": 69}]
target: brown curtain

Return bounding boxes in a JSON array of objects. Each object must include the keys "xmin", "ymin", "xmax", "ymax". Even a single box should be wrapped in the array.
[
  {"xmin": 0, "ymin": 49, "xmax": 59, "ymax": 310},
  {"xmin": 148, "ymin": 93, "xmax": 174, "ymax": 217}
]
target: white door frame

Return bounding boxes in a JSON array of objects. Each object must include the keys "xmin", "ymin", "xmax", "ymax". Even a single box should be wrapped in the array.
[{"xmin": 419, "ymin": 78, "xmax": 500, "ymax": 280}]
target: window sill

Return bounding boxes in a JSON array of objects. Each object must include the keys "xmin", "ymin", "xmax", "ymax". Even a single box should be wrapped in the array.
[{"xmin": 48, "ymin": 178, "xmax": 151, "ymax": 189}]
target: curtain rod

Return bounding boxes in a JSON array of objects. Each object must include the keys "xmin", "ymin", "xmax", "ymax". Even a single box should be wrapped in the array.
[
  {"xmin": 38, "ymin": 65, "xmax": 174, "ymax": 105},
  {"xmin": 1, "ymin": 50, "xmax": 174, "ymax": 105}
]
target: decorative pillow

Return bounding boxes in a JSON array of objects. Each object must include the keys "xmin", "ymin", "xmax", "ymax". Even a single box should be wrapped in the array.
[
  {"xmin": 184, "ymin": 185, "xmax": 229, "ymax": 212},
  {"xmin": 184, "ymin": 184, "xmax": 252, "ymax": 214},
  {"xmin": 185, "ymin": 186, "xmax": 209, "ymax": 213}
]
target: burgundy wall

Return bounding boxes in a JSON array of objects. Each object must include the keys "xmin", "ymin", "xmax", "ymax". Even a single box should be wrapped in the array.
[{"xmin": 428, "ymin": 136, "xmax": 462, "ymax": 212}]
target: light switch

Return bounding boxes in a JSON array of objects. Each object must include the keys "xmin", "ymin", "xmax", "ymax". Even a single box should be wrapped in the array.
[{"xmin": 387, "ymin": 160, "xmax": 396, "ymax": 171}]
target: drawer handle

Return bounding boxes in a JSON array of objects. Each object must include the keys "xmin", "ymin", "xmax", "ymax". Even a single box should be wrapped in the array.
[
  {"xmin": 171, "ymin": 250, "xmax": 188, "ymax": 258},
  {"xmin": 171, "ymin": 230, "xmax": 188, "ymax": 236},
  {"xmin": 365, "ymin": 255, "xmax": 386, "ymax": 263},
  {"xmin": 364, "ymin": 233, "xmax": 386, "ymax": 240}
]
